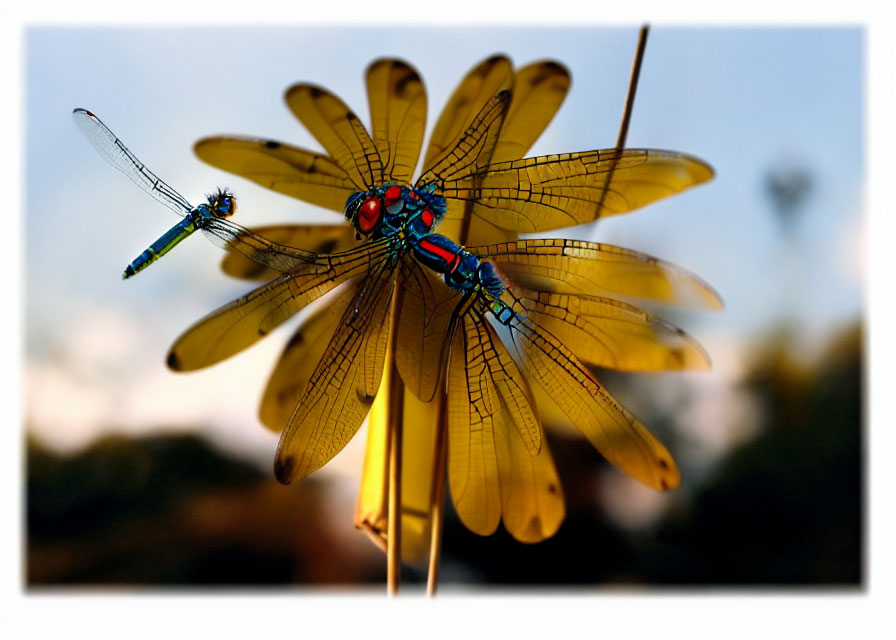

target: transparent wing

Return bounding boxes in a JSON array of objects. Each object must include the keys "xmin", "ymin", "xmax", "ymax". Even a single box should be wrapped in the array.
[
  {"xmin": 495, "ymin": 293, "xmax": 681, "ymax": 491},
  {"xmin": 284, "ymin": 83, "xmax": 383, "ymax": 191},
  {"xmin": 441, "ymin": 149, "xmax": 714, "ymax": 232},
  {"xmin": 257, "ymin": 282, "xmax": 359, "ymax": 432},
  {"xmin": 193, "ymin": 135, "xmax": 357, "ymax": 211},
  {"xmin": 73, "ymin": 108, "xmax": 193, "ymax": 215},
  {"xmin": 447, "ymin": 310, "xmax": 545, "ymax": 535},
  {"xmin": 167, "ymin": 239, "xmax": 394, "ymax": 371},
  {"xmin": 512, "ymin": 287, "xmax": 710, "ymax": 372},
  {"xmin": 365, "ymin": 58, "xmax": 427, "ymax": 184},
  {"xmin": 422, "ymin": 55, "xmax": 513, "ymax": 172},
  {"xmin": 446, "ymin": 314, "xmax": 501, "ymax": 535},
  {"xmin": 201, "ymin": 217, "xmax": 333, "ymax": 275},
  {"xmin": 274, "ymin": 260, "xmax": 397, "ymax": 483},
  {"xmin": 417, "ymin": 90, "xmax": 512, "ymax": 190},
  {"xmin": 219, "ymin": 224, "xmax": 355, "ymax": 281},
  {"xmin": 394, "ymin": 259, "xmax": 460, "ymax": 402},
  {"xmin": 473, "ymin": 238, "xmax": 723, "ymax": 310}
]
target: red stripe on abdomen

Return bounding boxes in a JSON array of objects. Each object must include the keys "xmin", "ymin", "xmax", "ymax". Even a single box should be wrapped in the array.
[{"xmin": 418, "ymin": 239, "xmax": 460, "ymax": 271}]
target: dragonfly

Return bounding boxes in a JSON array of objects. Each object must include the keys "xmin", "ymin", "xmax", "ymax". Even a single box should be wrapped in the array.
[
  {"xmin": 163, "ymin": 83, "xmax": 716, "ymax": 505},
  {"xmin": 72, "ymin": 108, "xmax": 327, "ymax": 279}
]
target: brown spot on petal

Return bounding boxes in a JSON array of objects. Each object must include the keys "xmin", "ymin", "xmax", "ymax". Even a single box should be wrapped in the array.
[{"xmin": 274, "ymin": 455, "xmax": 296, "ymax": 484}]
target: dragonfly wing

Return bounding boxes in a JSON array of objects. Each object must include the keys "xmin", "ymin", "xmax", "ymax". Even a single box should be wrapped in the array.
[
  {"xmin": 417, "ymin": 90, "xmax": 511, "ymax": 193},
  {"xmin": 394, "ymin": 259, "xmax": 460, "ymax": 402},
  {"xmin": 258, "ymin": 281, "xmax": 359, "ymax": 432},
  {"xmin": 73, "ymin": 108, "xmax": 192, "ymax": 216},
  {"xmin": 167, "ymin": 272, "xmax": 341, "ymax": 371},
  {"xmin": 436, "ymin": 60, "xmax": 570, "ymax": 244},
  {"xmin": 447, "ymin": 149, "xmax": 713, "ymax": 232},
  {"xmin": 473, "ymin": 238, "xmax": 723, "ymax": 310},
  {"xmin": 201, "ymin": 218, "xmax": 333, "ymax": 275},
  {"xmin": 490, "ymin": 61, "xmax": 571, "ymax": 164},
  {"xmin": 447, "ymin": 309, "xmax": 545, "ymax": 536},
  {"xmin": 502, "ymin": 295, "xmax": 681, "ymax": 491},
  {"xmin": 475, "ymin": 314, "xmax": 542, "ymax": 454},
  {"xmin": 220, "ymin": 224, "xmax": 355, "ymax": 281},
  {"xmin": 365, "ymin": 59, "xmax": 427, "ymax": 185},
  {"xmin": 423, "ymin": 56, "xmax": 512, "ymax": 172},
  {"xmin": 167, "ymin": 240, "xmax": 392, "ymax": 370},
  {"xmin": 511, "ymin": 286, "xmax": 710, "ymax": 371},
  {"xmin": 193, "ymin": 135, "xmax": 357, "ymax": 211},
  {"xmin": 275, "ymin": 260, "xmax": 397, "ymax": 483},
  {"xmin": 284, "ymin": 83, "xmax": 383, "ymax": 191},
  {"xmin": 446, "ymin": 314, "xmax": 501, "ymax": 535}
]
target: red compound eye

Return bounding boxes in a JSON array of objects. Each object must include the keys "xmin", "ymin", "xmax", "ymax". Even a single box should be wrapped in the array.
[
  {"xmin": 383, "ymin": 185, "xmax": 402, "ymax": 206},
  {"xmin": 358, "ymin": 196, "xmax": 381, "ymax": 233}
]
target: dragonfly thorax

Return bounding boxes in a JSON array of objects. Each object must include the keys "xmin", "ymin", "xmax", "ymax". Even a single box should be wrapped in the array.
[
  {"xmin": 344, "ymin": 183, "xmax": 446, "ymax": 240},
  {"xmin": 197, "ymin": 188, "xmax": 237, "ymax": 219}
]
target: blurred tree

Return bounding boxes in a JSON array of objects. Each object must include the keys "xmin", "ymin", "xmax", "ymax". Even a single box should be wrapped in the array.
[
  {"xmin": 765, "ymin": 159, "xmax": 813, "ymax": 235},
  {"xmin": 639, "ymin": 322, "xmax": 862, "ymax": 585},
  {"xmin": 27, "ymin": 434, "xmax": 383, "ymax": 585}
]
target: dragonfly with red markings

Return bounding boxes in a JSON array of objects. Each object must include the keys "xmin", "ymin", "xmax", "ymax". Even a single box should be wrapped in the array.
[{"xmin": 163, "ymin": 68, "xmax": 719, "ymax": 509}]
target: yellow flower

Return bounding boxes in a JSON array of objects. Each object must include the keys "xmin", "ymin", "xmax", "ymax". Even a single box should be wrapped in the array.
[{"xmin": 167, "ymin": 56, "xmax": 719, "ymax": 551}]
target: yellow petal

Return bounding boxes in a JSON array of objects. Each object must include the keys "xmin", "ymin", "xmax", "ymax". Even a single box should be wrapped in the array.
[
  {"xmin": 193, "ymin": 135, "xmax": 355, "ymax": 211},
  {"xmin": 496, "ymin": 410, "xmax": 565, "ymax": 543},
  {"xmin": 365, "ymin": 59, "xmax": 427, "ymax": 184}
]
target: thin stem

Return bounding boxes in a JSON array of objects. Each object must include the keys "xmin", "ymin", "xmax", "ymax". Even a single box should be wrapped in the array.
[
  {"xmin": 426, "ymin": 389, "xmax": 448, "ymax": 596},
  {"xmin": 385, "ymin": 289, "xmax": 404, "ymax": 596},
  {"xmin": 386, "ymin": 362, "xmax": 404, "ymax": 596},
  {"xmin": 616, "ymin": 24, "xmax": 649, "ymax": 150},
  {"xmin": 597, "ymin": 24, "xmax": 650, "ymax": 216}
]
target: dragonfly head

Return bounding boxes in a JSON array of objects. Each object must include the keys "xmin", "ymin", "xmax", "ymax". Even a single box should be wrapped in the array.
[
  {"xmin": 207, "ymin": 188, "xmax": 237, "ymax": 219},
  {"xmin": 345, "ymin": 184, "xmax": 408, "ymax": 238}
]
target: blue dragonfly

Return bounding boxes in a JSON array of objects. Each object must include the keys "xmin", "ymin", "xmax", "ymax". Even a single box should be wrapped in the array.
[{"xmin": 72, "ymin": 108, "xmax": 327, "ymax": 279}]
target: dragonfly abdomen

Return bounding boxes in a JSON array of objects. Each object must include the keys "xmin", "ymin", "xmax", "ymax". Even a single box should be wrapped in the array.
[
  {"xmin": 412, "ymin": 233, "xmax": 514, "ymax": 323},
  {"xmin": 123, "ymin": 212, "xmax": 201, "ymax": 279}
]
